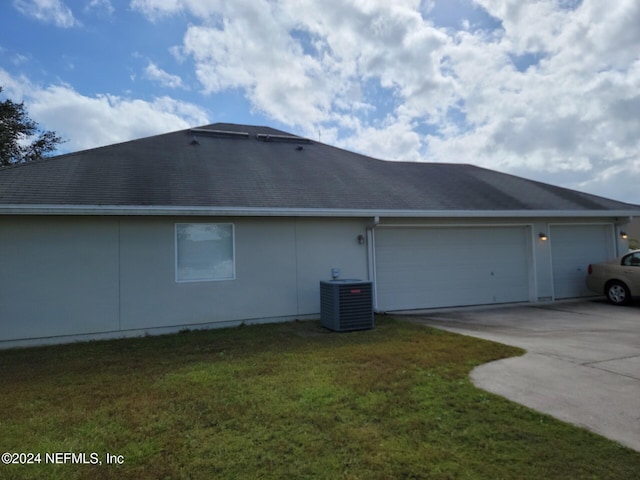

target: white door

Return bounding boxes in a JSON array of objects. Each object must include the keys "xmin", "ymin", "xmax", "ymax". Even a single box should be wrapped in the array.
[
  {"xmin": 374, "ymin": 226, "xmax": 531, "ymax": 311},
  {"xmin": 550, "ymin": 224, "xmax": 615, "ymax": 299}
]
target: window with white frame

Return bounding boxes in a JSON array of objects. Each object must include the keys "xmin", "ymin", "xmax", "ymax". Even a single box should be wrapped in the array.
[{"xmin": 175, "ymin": 223, "xmax": 235, "ymax": 282}]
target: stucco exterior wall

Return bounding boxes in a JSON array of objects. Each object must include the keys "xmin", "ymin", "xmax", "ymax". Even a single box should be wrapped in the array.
[
  {"xmin": 118, "ymin": 216, "xmax": 369, "ymax": 330},
  {"xmin": 0, "ymin": 216, "xmax": 120, "ymax": 342},
  {"xmin": 0, "ymin": 216, "xmax": 369, "ymax": 347}
]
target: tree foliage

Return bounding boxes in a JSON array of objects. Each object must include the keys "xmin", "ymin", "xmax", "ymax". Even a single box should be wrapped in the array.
[{"xmin": 0, "ymin": 86, "xmax": 63, "ymax": 166}]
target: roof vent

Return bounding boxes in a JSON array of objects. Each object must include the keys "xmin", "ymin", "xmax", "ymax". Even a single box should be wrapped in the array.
[
  {"xmin": 256, "ymin": 133, "xmax": 312, "ymax": 144},
  {"xmin": 189, "ymin": 128, "xmax": 250, "ymax": 139}
]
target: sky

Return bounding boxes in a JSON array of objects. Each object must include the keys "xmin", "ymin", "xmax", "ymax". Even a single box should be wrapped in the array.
[{"xmin": 1, "ymin": 0, "xmax": 639, "ymax": 204}]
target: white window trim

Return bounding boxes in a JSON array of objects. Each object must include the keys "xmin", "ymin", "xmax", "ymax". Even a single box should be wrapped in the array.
[{"xmin": 175, "ymin": 223, "xmax": 236, "ymax": 283}]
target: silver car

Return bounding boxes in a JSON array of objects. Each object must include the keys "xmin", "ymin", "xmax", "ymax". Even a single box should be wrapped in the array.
[{"xmin": 586, "ymin": 250, "xmax": 640, "ymax": 305}]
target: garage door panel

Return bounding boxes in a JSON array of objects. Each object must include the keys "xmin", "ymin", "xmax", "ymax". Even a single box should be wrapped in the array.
[
  {"xmin": 551, "ymin": 225, "xmax": 615, "ymax": 299},
  {"xmin": 375, "ymin": 227, "xmax": 530, "ymax": 311}
]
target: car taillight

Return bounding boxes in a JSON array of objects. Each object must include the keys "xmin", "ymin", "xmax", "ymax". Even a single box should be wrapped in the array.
[{"xmin": 588, "ymin": 264, "xmax": 593, "ymax": 275}]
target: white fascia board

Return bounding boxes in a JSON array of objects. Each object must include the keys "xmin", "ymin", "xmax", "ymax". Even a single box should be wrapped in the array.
[{"xmin": 0, "ymin": 204, "xmax": 639, "ymax": 218}]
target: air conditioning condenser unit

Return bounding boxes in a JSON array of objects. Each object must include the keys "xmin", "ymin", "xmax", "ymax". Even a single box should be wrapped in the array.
[{"xmin": 320, "ymin": 279, "xmax": 374, "ymax": 332}]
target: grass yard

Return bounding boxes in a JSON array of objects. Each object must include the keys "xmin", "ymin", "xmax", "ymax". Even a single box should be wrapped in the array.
[{"xmin": 0, "ymin": 317, "xmax": 638, "ymax": 480}]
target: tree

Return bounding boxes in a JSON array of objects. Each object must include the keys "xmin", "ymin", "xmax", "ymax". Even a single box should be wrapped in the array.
[{"xmin": 0, "ymin": 86, "xmax": 63, "ymax": 166}]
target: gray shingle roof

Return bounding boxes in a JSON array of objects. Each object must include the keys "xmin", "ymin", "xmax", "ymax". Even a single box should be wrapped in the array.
[{"xmin": 0, "ymin": 123, "xmax": 638, "ymax": 214}]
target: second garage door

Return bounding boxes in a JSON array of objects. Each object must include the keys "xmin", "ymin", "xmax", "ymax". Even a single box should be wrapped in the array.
[
  {"xmin": 375, "ymin": 226, "xmax": 531, "ymax": 311},
  {"xmin": 550, "ymin": 224, "xmax": 615, "ymax": 299}
]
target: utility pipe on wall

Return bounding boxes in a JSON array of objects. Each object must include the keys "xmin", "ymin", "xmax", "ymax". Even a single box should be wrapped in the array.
[{"xmin": 366, "ymin": 216, "xmax": 380, "ymax": 310}]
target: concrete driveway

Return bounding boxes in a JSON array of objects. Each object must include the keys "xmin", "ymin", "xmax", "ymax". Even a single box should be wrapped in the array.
[{"xmin": 404, "ymin": 299, "xmax": 640, "ymax": 452}]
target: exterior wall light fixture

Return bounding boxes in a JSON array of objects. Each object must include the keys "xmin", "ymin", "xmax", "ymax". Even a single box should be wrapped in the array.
[
  {"xmin": 539, "ymin": 233, "xmax": 548, "ymax": 241},
  {"xmin": 620, "ymin": 231, "xmax": 628, "ymax": 240}
]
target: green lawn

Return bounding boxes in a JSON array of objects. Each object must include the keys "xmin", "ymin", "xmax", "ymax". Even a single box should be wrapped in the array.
[{"xmin": 0, "ymin": 317, "xmax": 638, "ymax": 479}]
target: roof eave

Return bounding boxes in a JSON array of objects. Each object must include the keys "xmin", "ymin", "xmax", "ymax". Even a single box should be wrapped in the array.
[{"xmin": 0, "ymin": 205, "xmax": 638, "ymax": 218}]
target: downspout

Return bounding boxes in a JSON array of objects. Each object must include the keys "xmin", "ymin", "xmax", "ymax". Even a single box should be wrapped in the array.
[{"xmin": 366, "ymin": 216, "xmax": 380, "ymax": 311}]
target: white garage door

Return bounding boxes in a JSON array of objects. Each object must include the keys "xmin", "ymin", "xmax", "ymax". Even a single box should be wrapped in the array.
[
  {"xmin": 374, "ymin": 226, "xmax": 531, "ymax": 311},
  {"xmin": 550, "ymin": 224, "xmax": 615, "ymax": 299}
]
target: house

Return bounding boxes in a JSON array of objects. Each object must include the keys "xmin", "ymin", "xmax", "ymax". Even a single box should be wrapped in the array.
[{"xmin": 1, "ymin": 123, "xmax": 638, "ymax": 348}]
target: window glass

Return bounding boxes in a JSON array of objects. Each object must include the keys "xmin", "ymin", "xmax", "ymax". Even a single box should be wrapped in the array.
[
  {"xmin": 176, "ymin": 223, "xmax": 235, "ymax": 282},
  {"xmin": 623, "ymin": 252, "xmax": 640, "ymax": 267}
]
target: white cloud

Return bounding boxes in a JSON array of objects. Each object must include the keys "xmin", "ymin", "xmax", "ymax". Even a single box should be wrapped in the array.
[
  {"xmin": 179, "ymin": 1, "xmax": 340, "ymax": 129},
  {"xmin": 422, "ymin": 0, "xmax": 640, "ymax": 196},
  {"xmin": 172, "ymin": 0, "xmax": 456, "ymax": 133},
  {"xmin": 85, "ymin": 0, "xmax": 114, "ymax": 16},
  {"xmin": 12, "ymin": 53, "xmax": 30, "ymax": 66},
  {"xmin": 129, "ymin": 0, "xmax": 188, "ymax": 20},
  {"xmin": 0, "ymin": 69, "xmax": 209, "ymax": 152},
  {"xmin": 342, "ymin": 121, "xmax": 424, "ymax": 163},
  {"xmin": 144, "ymin": 62, "xmax": 185, "ymax": 89},
  {"xmin": 31, "ymin": 89, "xmax": 209, "ymax": 151},
  {"xmin": 13, "ymin": 0, "xmax": 77, "ymax": 28}
]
